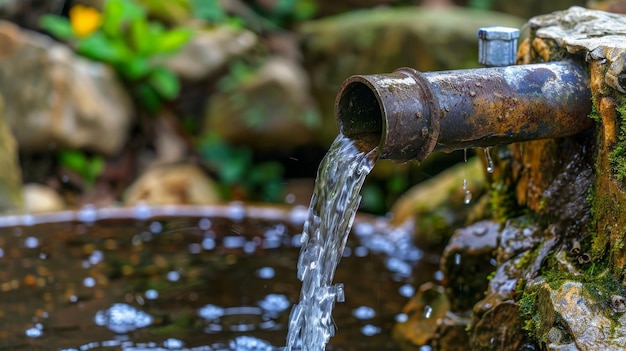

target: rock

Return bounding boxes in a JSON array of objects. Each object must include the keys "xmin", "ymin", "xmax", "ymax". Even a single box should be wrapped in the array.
[
  {"xmin": 299, "ymin": 7, "xmax": 525, "ymax": 144},
  {"xmin": 470, "ymin": 301, "xmax": 524, "ymax": 351},
  {"xmin": 203, "ymin": 56, "xmax": 321, "ymax": 151},
  {"xmin": 23, "ymin": 183, "xmax": 65, "ymax": 213},
  {"xmin": 441, "ymin": 220, "xmax": 500, "ymax": 312},
  {"xmin": 529, "ymin": 281, "xmax": 626, "ymax": 351},
  {"xmin": 392, "ymin": 282, "xmax": 450, "ymax": 347},
  {"xmin": 0, "ymin": 94, "xmax": 22, "ymax": 212},
  {"xmin": 123, "ymin": 163, "xmax": 221, "ymax": 206},
  {"xmin": 164, "ymin": 26, "xmax": 258, "ymax": 81},
  {"xmin": 0, "ymin": 20, "xmax": 133, "ymax": 155}
]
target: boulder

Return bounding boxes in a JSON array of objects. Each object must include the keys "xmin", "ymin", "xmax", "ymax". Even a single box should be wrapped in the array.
[
  {"xmin": 0, "ymin": 20, "xmax": 133, "ymax": 155},
  {"xmin": 203, "ymin": 56, "xmax": 321, "ymax": 151},
  {"xmin": 123, "ymin": 163, "xmax": 221, "ymax": 206},
  {"xmin": 0, "ymin": 94, "xmax": 22, "ymax": 212},
  {"xmin": 23, "ymin": 183, "xmax": 65, "ymax": 213},
  {"xmin": 164, "ymin": 26, "xmax": 258, "ymax": 81}
]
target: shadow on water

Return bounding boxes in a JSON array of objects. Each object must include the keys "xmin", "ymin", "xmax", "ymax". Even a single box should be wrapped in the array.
[{"xmin": 0, "ymin": 204, "xmax": 439, "ymax": 350}]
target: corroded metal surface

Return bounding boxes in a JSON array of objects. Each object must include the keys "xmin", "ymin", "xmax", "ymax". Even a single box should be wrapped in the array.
[
  {"xmin": 335, "ymin": 61, "xmax": 591, "ymax": 161},
  {"xmin": 529, "ymin": 6, "xmax": 626, "ymax": 92}
]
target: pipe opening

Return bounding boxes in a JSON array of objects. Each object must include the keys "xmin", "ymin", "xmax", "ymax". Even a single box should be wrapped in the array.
[{"xmin": 336, "ymin": 80, "xmax": 383, "ymax": 153}]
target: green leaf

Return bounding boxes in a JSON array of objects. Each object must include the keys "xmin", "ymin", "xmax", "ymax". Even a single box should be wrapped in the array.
[
  {"xmin": 135, "ymin": 83, "xmax": 162, "ymax": 112},
  {"xmin": 120, "ymin": 57, "xmax": 151, "ymax": 80},
  {"xmin": 148, "ymin": 67, "xmax": 180, "ymax": 99},
  {"xmin": 59, "ymin": 150, "xmax": 88, "ymax": 174},
  {"xmin": 154, "ymin": 28, "xmax": 192, "ymax": 54},
  {"xmin": 40, "ymin": 15, "xmax": 75, "ymax": 40},
  {"xmin": 87, "ymin": 156, "xmax": 105, "ymax": 184},
  {"xmin": 102, "ymin": 0, "xmax": 146, "ymax": 37},
  {"xmin": 130, "ymin": 17, "xmax": 151, "ymax": 54},
  {"xmin": 76, "ymin": 32, "xmax": 131, "ymax": 63}
]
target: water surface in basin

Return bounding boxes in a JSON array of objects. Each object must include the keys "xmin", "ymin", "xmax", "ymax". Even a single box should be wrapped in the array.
[{"xmin": 0, "ymin": 206, "xmax": 438, "ymax": 350}]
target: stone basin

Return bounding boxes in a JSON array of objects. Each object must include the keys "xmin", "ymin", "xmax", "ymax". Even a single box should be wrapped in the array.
[{"xmin": 0, "ymin": 203, "xmax": 437, "ymax": 350}]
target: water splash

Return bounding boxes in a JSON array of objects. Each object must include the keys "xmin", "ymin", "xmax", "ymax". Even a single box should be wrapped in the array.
[{"xmin": 286, "ymin": 135, "xmax": 376, "ymax": 350}]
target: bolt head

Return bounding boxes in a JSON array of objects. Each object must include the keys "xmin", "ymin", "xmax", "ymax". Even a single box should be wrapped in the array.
[{"xmin": 478, "ymin": 26, "xmax": 520, "ymax": 67}]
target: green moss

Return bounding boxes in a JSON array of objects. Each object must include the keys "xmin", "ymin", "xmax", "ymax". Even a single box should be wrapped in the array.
[
  {"xmin": 608, "ymin": 94, "xmax": 626, "ymax": 181},
  {"xmin": 489, "ymin": 180, "xmax": 522, "ymax": 222},
  {"xmin": 589, "ymin": 95, "xmax": 601, "ymax": 122}
]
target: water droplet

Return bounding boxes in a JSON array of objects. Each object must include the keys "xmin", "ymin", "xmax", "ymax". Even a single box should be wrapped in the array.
[
  {"xmin": 256, "ymin": 267, "xmax": 275, "ymax": 279},
  {"xmin": 454, "ymin": 253, "xmax": 462, "ymax": 265},
  {"xmin": 83, "ymin": 277, "xmax": 96, "ymax": 288},
  {"xmin": 145, "ymin": 289, "xmax": 159, "ymax": 300},
  {"xmin": 464, "ymin": 190, "xmax": 472, "ymax": 205},
  {"xmin": 469, "ymin": 90, "xmax": 476, "ymax": 97},
  {"xmin": 475, "ymin": 82, "xmax": 482, "ymax": 87},
  {"xmin": 463, "ymin": 179, "xmax": 472, "ymax": 205},
  {"xmin": 484, "ymin": 147, "xmax": 494, "ymax": 173},
  {"xmin": 399, "ymin": 284, "xmax": 415, "ymax": 298},
  {"xmin": 24, "ymin": 236, "xmax": 39, "ymax": 249},
  {"xmin": 202, "ymin": 237, "xmax": 216, "ymax": 250},
  {"xmin": 424, "ymin": 305, "xmax": 433, "ymax": 319},
  {"xmin": 166, "ymin": 271, "xmax": 180, "ymax": 282},
  {"xmin": 352, "ymin": 306, "xmax": 376, "ymax": 320},
  {"xmin": 434, "ymin": 270, "xmax": 444, "ymax": 281},
  {"xmin": 395, "ymin": 313, "xmax": 409, "ymax": 322},
  {"xmin": 360, "ymin": 324, "xmax": 381, "ymax": 336}
]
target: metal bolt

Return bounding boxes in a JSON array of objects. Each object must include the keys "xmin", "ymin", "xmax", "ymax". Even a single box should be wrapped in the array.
[{"xmin": 478, "ymin": 26, "xmax": 520, "ymax": 67}]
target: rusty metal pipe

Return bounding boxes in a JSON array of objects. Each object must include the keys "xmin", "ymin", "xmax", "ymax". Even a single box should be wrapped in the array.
[{"xmin": 335, "ymin": 61, "xmax": 592, "ymax": 162}]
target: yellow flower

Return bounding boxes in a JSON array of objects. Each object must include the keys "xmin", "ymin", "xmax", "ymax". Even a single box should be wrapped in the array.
[{"xmin": 69, "ymin": 4, "xmax": 102, "ymax": 37}]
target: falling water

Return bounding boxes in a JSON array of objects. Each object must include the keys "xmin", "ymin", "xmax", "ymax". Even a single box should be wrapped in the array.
[{"xmin": 286, "ymin": 134, "xmax": 376, "ymax": 350}]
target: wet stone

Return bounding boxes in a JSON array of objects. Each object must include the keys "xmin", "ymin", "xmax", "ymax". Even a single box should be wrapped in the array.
[
  {"xmin": 392, "ymin": 282, "xmax": 449, "ymax": 348},
  {"xmin": 497, "ymin": 220, "xmax": 542, "ymax": 265},
  {"xmin": 535, "ymin": 281, "xmax": 626, "ymax": 351},
  {"xmin": 470, "ymin": 301, "xmax": 524, "ymax": 351},
  {"xmin": 441, "ymin": 220, "xmax": 500, "ymax": 312}
]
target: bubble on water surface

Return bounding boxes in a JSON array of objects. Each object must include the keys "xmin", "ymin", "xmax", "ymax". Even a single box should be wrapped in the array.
[
  {"xmin": 352, "ymin": 306, "xmax": 376, "ymax": 320},
  {"xmin": 361, "ymin": 324, "xmax": 381, "ymax": 336},
  {"xmin": 25, "ymin": 326, "xmax": 43, "ymax": 338},
  {"xmin": 149, "ymin": 221, "xmax": 163, "ymax": 234},
  {"xmin": 256, "ymin": 267, "xmax": 275, "ymax": 279},
  {"xmin": 166, "ymin": 271, "xmax": 180, "ymax": 282},
  {"xmin": 258, "ymin": 294, "xmax": 290, "ymax": 313},
  {"xmin": 83, "ymin": 276, "xmax": 96, "ymax": 288},
  {"xmin": 198, "ymin": 304, "xmax": 225, "ymax": 320},
  {"xmin": 399, "ymin": 284, "xmax": 415, "ymax": 298},
  {"xmin": 229, "ymin": 336, "xmax": 273, "ymax": 351},
  {"xmin": 145, "ymin": 289, "xmax": 159, "ymax": 300},
  {"xmin": 198, "ymin": 217, "xmax": 212, "ymax": 230},
  {"xmin": 163, "ymin": 338, "xmax": 184, "ymax": 349},
  {"xmin": 94, "ymin": 303, "xmax": 153, "ymax": 334},
  {"xmin": 24, "ymin": 236, "xmax": 39, "ymax": 248}
]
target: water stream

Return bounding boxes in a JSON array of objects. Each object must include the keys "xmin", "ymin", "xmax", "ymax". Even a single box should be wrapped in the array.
[{"xmin": 285, "ymin": 135, "xmax": 377, "ymax": 350}]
